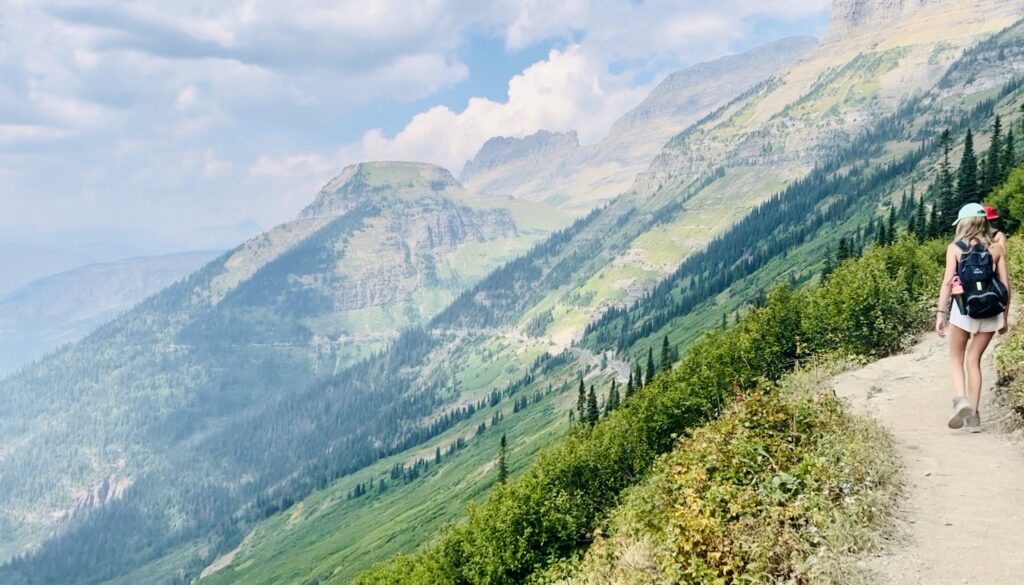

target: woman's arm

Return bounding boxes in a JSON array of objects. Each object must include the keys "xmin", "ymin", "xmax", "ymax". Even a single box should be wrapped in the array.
[{"xmin": 936, "ymin": 244, "xmax": 957, "ymax": 337}]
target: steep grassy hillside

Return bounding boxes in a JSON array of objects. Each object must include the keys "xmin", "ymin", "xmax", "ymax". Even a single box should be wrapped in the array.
[
  {"xmin": 355, "ymin": 237, "xmax": 942, "ymax": 583},
  {"xmin": 0, "ymin": 163, "xmax": 568, "ymax": 580},
  {"xmin": 188, "ymin": 14, "xmax": 1024, "ymax": 585},
  {"xmin": 6, "ymin": 4, "xmax": 1024, "ymax": 584}
]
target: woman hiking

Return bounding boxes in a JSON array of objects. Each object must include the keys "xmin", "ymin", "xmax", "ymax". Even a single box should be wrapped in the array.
[
  {"xmin": 935, "ymin": 203, "xmax": 1011, "ymax": 432},
  {"xmin": 985, "ymin": 205, "xmax": 1007, "ymax": 248}
]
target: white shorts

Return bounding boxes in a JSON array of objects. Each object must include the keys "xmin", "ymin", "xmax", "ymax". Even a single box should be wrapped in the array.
[{"xmin": 950, "ymin": 302, "xmax": 1005, "ymax": 334}]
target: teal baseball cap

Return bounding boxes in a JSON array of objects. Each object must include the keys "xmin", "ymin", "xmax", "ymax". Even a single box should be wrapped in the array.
[{"xmin": 952, "ymin": 203, "xmax": 987, "ymax": 225}]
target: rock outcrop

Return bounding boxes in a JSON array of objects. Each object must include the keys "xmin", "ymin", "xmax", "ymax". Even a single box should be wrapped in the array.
[{"xmin": 825, "ymin": 0, "xmax": 932, "ymax": 42}]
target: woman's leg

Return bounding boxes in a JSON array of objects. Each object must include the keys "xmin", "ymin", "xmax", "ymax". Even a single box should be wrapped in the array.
[
  {"xmin": 948, "ymin": 325, "xmax": 969, "ymax": 398},
  {"xmin": 966, "ymin": 331, "xmax": 995, "ymax": 412}
]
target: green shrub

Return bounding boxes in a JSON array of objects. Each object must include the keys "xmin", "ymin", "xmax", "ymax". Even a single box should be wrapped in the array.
[
  {"xmin": 802, "ymin": 237, "xmax": 942, "ymax": 358},
  {"xmin": 540, "ymin": 388, "xmax": 900, "ymax": 585},
  {"xmin": 986, "ymin": 163, "xmax": 1024, "ymax": 234},
  {"xmin": 995, "ymin": 237, "xmax": 1024, "ymax": 420},
  {"xmin": 356, "ymin": 239, "xmax": 939, "ymax": 584}
]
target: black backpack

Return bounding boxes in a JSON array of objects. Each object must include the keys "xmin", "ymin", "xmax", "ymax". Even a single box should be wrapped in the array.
[{"xmin": 955, "ymin": 240, "xmax": 1008, "ymax": 319}]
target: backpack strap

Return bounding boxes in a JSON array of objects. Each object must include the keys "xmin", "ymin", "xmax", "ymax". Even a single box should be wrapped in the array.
[{"xmin": 954, "ymin": 241, "xmax": 969, "ymax": 252}]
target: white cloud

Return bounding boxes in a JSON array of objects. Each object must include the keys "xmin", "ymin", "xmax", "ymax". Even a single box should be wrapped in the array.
[
  {"xmin": 203, "ymin": 150, "xmax": 234, "ymax": 179},
  {"xmin": 358, "ymin": 44, "xmax": 648, "ymax": 170},
  {"xmin": 0, "ymin": 124, "xmax": 68, "ymax": 145},
  {"xmin": 354, "ymin": 0, "xmax": 830, "ymax": 172},
  {"xmin": 248, "ymin": 153, "xmax": 337, "ymax": 179},
  {"xmin": 0, "ymin": 0, "xmax": 830, "ymax": 241},
  {"xmin": 175, "ymin": 85, "xmax": 199, "ymax": 110}
]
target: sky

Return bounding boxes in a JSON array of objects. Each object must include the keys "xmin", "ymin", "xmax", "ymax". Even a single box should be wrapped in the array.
[{"xmin": 0, "ymin": 0, "xmax": 831, "ymax": 272}]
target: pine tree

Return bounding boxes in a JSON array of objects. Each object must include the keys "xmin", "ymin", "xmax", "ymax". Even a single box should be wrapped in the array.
[
  {"xmin": 435, "ymin": 447, "xmax": 441, "ymax": 465},
  {"xmin": 625, "ymin": 370, "xmax": 634, "ymax": 399},
  {"xmin": 914, "ymin": 196, "xmax": 926, "ymax": 241},
  {"xmin": 837, "ymin": 237, "xmax": 850, "ymax": 261},
  {"xmin": 634, "ymin": 362, "xmax": 643, "ymax": 388},
  {"xmin": 928, "ymin": 203, "xmax": 939, "ymax": 239},
  {"xmin": 605, "ymin": 380, "xmax": 619, "ymax": 415},
  {"xmin": 498, "ymin": 434, "xmax": 508, "ymax": 484},
  {"xmin": 660, "ymin": 335, "xmax": 672, "ymax": 371},
  {"xmin": 586, "ymin": 385, "xmax": 599, "ymax": 425},
  {"xmin": 939, "ymin": 129, "xmax": 956, "ymax": 232},
  {"xmin": 958, "ymin": 129, "xmax": 979, "ymax": 208},
  {"xmin": 906, "ymin": 196, "xmax": 917, "ymax": 237},
  {"xmin": 645, "ymin": 347, "xmax": 656, "ymax": 385},
  {"xmin": 887, "ymin": 206, "xmax": 897, "ymax": 244},
  {"xmin": 983, "ymin": 116, "xmax": 1003, "ymax": 194},
  {"xmin": 1002, "ymin": 128, "xmax": 1016, "ymax": 178},
  {"xmin": 576, "ymin": 377, "xmax": 586, "ymax": 424},
  {"xmin": 821, "ymin": 244, "xmax": 835, "ymax": 281}
]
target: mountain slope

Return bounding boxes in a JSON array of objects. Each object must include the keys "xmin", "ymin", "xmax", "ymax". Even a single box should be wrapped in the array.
[
  {"xmin": 186, "ymin": 6, "xmax": 1024, "ymax": 584},
  {"xmin": 461, "ymin": 36, "xmax": 818, "ymax": 211},
  {"xmin": 0, "ymin": 162, "xmax": 567, "ymax": 576},
  {"xmin": 0, "ymin": 251, "xmax": 221, "ymax": 376},
  {"xmin": 5, "ymin": 2, "xmax": 1024, "ymax": 583},
  {"xmin": 347, "ymin": 15, "xmax": 1024, "ymax": 584}
]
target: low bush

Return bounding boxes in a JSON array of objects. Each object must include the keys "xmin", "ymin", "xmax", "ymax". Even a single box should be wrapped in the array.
[
  {"xmin": 539, "ymin": 383, "xmax": 900, "ymax": 585},
  {"xmin": 995, "ymin": 237, "xmax": 1024, "ymax": 421},
  {"xmin": 801, "ymin": 238, "xmax": 942, "ymax": 358}
]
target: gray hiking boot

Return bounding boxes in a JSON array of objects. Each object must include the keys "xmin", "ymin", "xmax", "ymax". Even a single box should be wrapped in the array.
[
  {"xmin": 948, "ymin": 396, "xmax": 972, "ymax": 429},
  {"xmin": 965, "ymin": 410, "xmax": 982, "ymax": 433}
]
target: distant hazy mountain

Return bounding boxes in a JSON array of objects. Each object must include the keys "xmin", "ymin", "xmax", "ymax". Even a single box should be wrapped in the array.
[
  {"xmin": 460, "ymin": 36, "xmax": 819, "ymax": 211},
  {"xmin": 0, "ymin": 251, "xmax": 222, "ymax": 376},
  {"xmin": 0, "ymin": 221, "xmax": 262, "ymax": 298}
]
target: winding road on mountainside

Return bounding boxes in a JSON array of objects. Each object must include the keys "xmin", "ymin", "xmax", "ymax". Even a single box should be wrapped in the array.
[{"xmin": 832, "ymin": 333, "xmax": 1024, "ymax": 585}]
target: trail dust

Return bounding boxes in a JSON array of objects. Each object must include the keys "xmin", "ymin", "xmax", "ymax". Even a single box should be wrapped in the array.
[{"xmin": 832, "ymin": 334, "xmax": 1024, "ymax": 584}]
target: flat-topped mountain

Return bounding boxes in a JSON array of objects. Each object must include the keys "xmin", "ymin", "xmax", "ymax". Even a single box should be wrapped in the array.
[
  {"xmin": 0, "ymin": 161, "xmax": 566, "ymax": 570},
  {"xmin": 300, "ymin": 162, "xmax": 468, "ymax": 219}
]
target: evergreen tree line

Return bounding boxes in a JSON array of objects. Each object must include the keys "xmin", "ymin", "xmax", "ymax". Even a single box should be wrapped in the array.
[{"xmin": 583, "ymin": 74, "xmax": 1023, "ymax": 353}]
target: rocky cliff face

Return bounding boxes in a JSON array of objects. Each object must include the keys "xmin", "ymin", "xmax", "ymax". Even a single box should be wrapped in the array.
[
  {"xmin": 294, "ymin": 162, "xmax": 518, "ymax": 314},
  {"xmin": 460, "ymin": 36, "xmax": 817, "ymax": 212},
  {"xmin": 462, "ymin": 131, "xmax": 579, "ymax": 180},
  {"xmin": 825, "ymin": 0, "xmax": 931, "ymax": 42}
]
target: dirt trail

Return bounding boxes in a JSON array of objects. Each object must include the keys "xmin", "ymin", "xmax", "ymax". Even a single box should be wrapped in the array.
[{"xmin": 832, "ymin": 334, "xmax": 1024, "ymax": 584}]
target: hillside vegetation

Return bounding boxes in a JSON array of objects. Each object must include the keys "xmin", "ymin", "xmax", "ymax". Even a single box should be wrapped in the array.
[
  {"xmin": 5, "ymin": 4, "xmax": 1024, "ymax": 584},
  {"xmin": 191, "ymin": 16, "xmax": 1024, "ymax": 584},
  {"xmin": 355, "ymin": 238, "xmax": 941, "ymax": 584},
  {"xmin": 543, "ymin": 380, "xmax": 899, "ymax": 585}
]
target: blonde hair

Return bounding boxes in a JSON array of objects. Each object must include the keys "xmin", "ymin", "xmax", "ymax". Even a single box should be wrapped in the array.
[{"xmin": 955, "ymin": 217, "xmax": 992, "ymax": 247}]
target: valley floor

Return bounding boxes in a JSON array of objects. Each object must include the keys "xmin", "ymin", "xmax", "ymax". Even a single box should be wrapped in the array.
[{"xmin": 833, "ymin": 334, "xmax": 1024, "ymax": 584}]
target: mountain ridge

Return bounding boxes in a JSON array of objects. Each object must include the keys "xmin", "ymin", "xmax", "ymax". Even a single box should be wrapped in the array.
[
  {"xmin": 460, "ymin": 35, "xmax": 819, "ymax": 211},
  {"xmin": 0, "ymin": 250, "xmax": 221, "ymax": 376}
]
